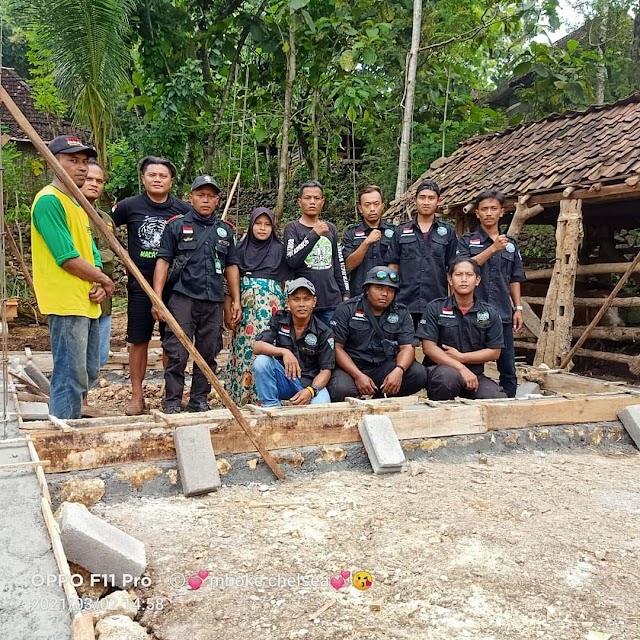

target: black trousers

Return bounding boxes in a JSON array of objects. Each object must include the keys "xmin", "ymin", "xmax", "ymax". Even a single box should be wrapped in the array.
[
  {"xmin": 328, "ymin": 359, "xmax": 427, "ymax": 402},
  {"xmin": 163, "ymin": 291, "xmax": 223, "ymax": 408},
  {"xmin": 426, "ymin": 364, "xmax": 506, "ymax": 401}
]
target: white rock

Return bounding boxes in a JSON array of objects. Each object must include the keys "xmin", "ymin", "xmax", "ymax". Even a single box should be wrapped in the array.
[
  {"xmin": 95, "ymin": 615, "xmax": 150, "ymax": 639},
  {"xmin": 93, "ymin": 590, "xmax": 138, "ymax": 622}
]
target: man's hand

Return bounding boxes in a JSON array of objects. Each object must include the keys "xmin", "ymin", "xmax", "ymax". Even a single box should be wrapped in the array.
[
  {"xmin": 364, "ymin": 229, "xmax": 382, "ymax": 245},
  {"xmin": 230, "ymin": 299, "xmax": 242, "ymax": 327},
  {"xmin": 313, "ymin": 221, "xmax": 330, "ymax": 237},
  {"xmin": 354, "ymin": 372, "xmax": 377, "ymax": 396},
  {"xmin": 88, "ymin": 285, "xmax": 107, "ymax": 304},
  {"xmin": 492, "ymin": 235, "xmax": 509, "ymax": 253},
  {"xmin": 513, "ymin": 309, "xmax": 523, "ymax": 332},
  {"xmin": 282, "ymin": 351, "xmax": 302, "ymax": 379},
  {"xmin": 442, "ymin": 344, "xmax": 464, "ymax": 362},
  {"xmin": 381, "ymin": 366, "xmax": 403, "ymax": 395},
  {"xmin": 152, "ymin": 305, "xmax": 165, "ymax": 322},
  {"xmin": 458, "ymin": 366, "xmax": 478, "ymax": 391},
  {"xmin": 290, "ymin": 387, "xmax": 313, "ymax": 405}
]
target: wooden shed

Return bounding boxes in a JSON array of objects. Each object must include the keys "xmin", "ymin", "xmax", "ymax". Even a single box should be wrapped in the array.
[{"xmin": 387, "ymin": 94, "xmax": 640, "ymax": 373}]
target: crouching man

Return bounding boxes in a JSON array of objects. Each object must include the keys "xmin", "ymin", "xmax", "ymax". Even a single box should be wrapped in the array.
[
  {"xmin": 253, "ymin": 278, "xmax": 333, "ymax": 406},
  {"xmin": 416, "ymin": 257, "xmax": 506, "ymax": 400},
  {"xmin": 328, "ymin": 266, "xmax": 427, "ymax": 401},
  {"xmin": 153, "ymin": 175, "xmax": 241, "ymax": 413}
]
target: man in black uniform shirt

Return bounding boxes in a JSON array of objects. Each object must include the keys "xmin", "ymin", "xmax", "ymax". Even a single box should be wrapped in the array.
[
  {"xmin": 342, "ymin": 185, "xmax": 395, "ymax": 295},
  {"xmin": 110, "ymin": 156, "xmax": 190, "ymax": 415},
  {"xmin": 152, "ymin": 175, "xmax": 241, "ymax": 413},
  {"xmin": 416, "ymin": 257, "xmax": 506, "ymax": 400},
  {"xmin": 253, "ymin": 278, "xmax": 334, "ymax": 406},
  {"xmin": 284, "ymin": 180, "xmax": 349, "ymax": 325},
  {"xmin": 328, "ymin": 266, "xmax": 427, "ymax": 402},
  {"xmin": 386, "ymin": 180, "xmax": 457, "ymax": 328}
]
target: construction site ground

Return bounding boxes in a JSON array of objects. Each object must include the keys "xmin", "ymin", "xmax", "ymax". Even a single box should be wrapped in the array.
[{"xmin": 84, "ymin": 447, "xmax": 639, "ymax": 640}]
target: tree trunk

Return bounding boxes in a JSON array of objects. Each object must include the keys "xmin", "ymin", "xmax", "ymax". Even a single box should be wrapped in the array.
[
  {"xmin": 631, "ymin": 1, "xmax": 640, "ymax": 87},
  {"xmin": 311, "ymin": 89, "xmax": 320, "ymax": 181},
  {"xmin": 593, "ymin": 2, "xmax": 608, "ymax": 105},
  {"xmin": 395, "ymin": 0, "xmax": 422, "ymax": 199},
  {"xmin": 274, "ymin": 15, "xmax": 296, "ymax": 224}
]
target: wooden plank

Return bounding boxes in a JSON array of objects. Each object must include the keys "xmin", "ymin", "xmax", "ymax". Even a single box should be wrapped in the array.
[
  {"xmin": 534, "ymin": 199, "xmax": 583, "ymax": 368},
  {"xmin": 525, "ymin": 296, "xmax": 640, "ymax": 308},
  {"xmin": 526, "ymin": 262, "xmax": 640, "ymax": 281},
  {"xmin": 520, "ymin": 326, "xmax": 640, "ymax": 341},
  {"xmin": 28, "ymin": 393, "xmax": 638, "ymax": 474},
  {"xmin": 528, "ymin": 369, "xmax": 633, "ymax": 395}
]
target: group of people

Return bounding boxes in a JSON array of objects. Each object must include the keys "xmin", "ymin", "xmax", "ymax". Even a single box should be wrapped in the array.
[{"xmin": 31, "ymin": 135, "xmax": 524, "ymax": 421}]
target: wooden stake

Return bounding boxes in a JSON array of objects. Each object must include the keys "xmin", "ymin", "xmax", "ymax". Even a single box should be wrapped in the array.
[
  {"xmin": 0, "ymin": 459, "xmax": 50, "ymax": 470},
  {"xmin": 0, "ymin": 85, "xmax": 284, "ymax": 480},
  {"xmin": 221, "ymin": 171, "xmax": 241, "ymax": 221},
  {"xmin": 560, "ymin": 248, "xmax": 640, "ymax": 369}
]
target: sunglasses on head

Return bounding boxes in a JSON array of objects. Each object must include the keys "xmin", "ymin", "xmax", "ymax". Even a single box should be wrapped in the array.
[{"xmin": 373, "ymin": 270, "xmax": 398, "ymax": 282}]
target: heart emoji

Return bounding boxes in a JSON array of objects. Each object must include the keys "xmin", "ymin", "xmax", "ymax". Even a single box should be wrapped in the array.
[
  {"xmin": 330, "ymin": 576, "xmax": 344, "ymax": 590},
  {"xmin": 198, "ymin": 570, "xmax": 209, "ymax": 579},
  {"xmin": 340, "ymin": 570, "xmax": 351, "ymax": 580},
  {"xmin": 188, "ymin": 576, "xmax": 203, "ymax": 590}
]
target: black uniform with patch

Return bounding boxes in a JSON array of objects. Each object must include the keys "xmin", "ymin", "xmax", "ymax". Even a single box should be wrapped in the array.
[
  {"xmin": 327, "ymin": 295, "xmax": 427, "ymax": 401},
  {"xmin": 256, "ymin": 310, "xmax": 335, "ymax": 386},
  {"xmin": 385, "ymin": 218, "xmax": 457, "ymax": 314},
  {"xmin": 416, "ymin": 295, "xmax": 504, "ymax": 374},
  {"xmin": 157, "ymin": 209, "xmax": 238, "ymax": 411},
  {"xmin": 342, "ymin": 221, "xmax": 396, "ymax": 294}
]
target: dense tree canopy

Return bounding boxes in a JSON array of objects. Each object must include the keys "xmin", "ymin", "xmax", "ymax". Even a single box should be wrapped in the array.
[{"xmin": 3, "ymin": 0, "xmax": 640, "ymax": 223}]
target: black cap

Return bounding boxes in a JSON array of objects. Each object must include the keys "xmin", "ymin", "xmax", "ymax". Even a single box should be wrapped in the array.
[
  {"xmin": 48, "ymin": 135, "xmax": 97, "ymax": 158},
  {"xmin": 191, "ymin": 175, "xmax": 221, "ymax": 193}
]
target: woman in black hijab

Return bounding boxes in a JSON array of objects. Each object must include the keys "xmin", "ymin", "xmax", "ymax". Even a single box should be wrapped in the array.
[{"xmin": 225, "ymin": 207, "xmax": 291, "ymax": 405}]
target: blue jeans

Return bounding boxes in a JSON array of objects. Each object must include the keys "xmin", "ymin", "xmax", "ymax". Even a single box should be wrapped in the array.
[
  {"xmin": 49, "ymin": 315, "xmax": 100, "ymax": 419},
  {"xmin": 497, "ymin": 322, "xmax": 516, "ymax": 397},
  {"xmin": 313, "ymin": 308, "xmax": 335, "ymax": 326},
  {"xmin": 253, "ymin": 355, "xmax": 331, "ymax": 407},
  {"xmin": 99, "ymin": 314, "xmax": 112, "ymax": 368}
]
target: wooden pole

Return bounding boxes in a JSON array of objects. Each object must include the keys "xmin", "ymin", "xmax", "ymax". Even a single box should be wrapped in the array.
[
  {"xmin": 0, "ymin": 85, "xmax": 285, "ymax": 480},
  {"xmin": 3, "ymin": 219, "xmax": 35, "ymax": 296},
  {"xmin": 559, "ymin": 248, "xmax": 640, "ymax": 370},
  {"xmin": 525, "ymin": 296, "xmax": 640, "ymax": 308},
  {"xmin": 526, "ymin": 261, "xmax": 640, "ymax": 280},
  {"xmin": 221, "ymin": 171, "xmax": 240, "ymax": 221}
]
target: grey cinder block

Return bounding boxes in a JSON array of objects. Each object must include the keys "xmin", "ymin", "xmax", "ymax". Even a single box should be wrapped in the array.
[
  {"xmin": 174, "ymin": 425, "xmax": 221, "ymax": 496},
  {"xmin": 18, "ymin": 401, "xmax": 49, "ymax": 420},
  {"xmin": 617, "ymin": 405, "xmax": 640, "ymax": 449},
  {"xmin": 57, "ymin": 502, "xmax": 146, "ymax": 588},
  {"xmin": 24, "ymin": 361, "xmax": 51, "ymax": 393},
  {"xmin": 358, "ymin": 415, "xmax": 405, "ymax": 474},
  {"xmin": 515, "ymin": 382, "xmax": 542, "ymax": 398}
]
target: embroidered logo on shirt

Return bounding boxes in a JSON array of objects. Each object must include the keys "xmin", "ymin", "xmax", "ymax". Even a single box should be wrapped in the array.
[
  {"xmin": 470, "ymin": 238, "xmax": 482, "ymax": 245},
  {"xmin": 440, "ymin": 307, "xmax": 454, "ymax": 316},
  {"xmin": 477, "ymin": 311, "xmax": 490, "ymax": 322},
  {"xmin": 402, "ymin": 227, "xmax": 414, "ymax": 234},
  {"xmin": 385, "ymin": 228, "xmax": 394, "ymax": 238},
  {"xmin": 355, "ymin": 230, "xmax": 366, "ymax": 237},
  {"xmin": 182, "ymin": 226, "xmax": 194, "ymax": 241},
  {"xmin": 437, "ymin": 226, "xmax": 448, "ymax": 236},
  {"xmin": 506, "ymin": 242, "xmax": 516, "ymax": 253},
  {"xmin": 328, "ymin": 337, "xmax": 335, "ymax": 349},
  {"xmin": 387, "ymin": 313, "xmax": 399, "ymax": 324},
  {"xmin": 352, "ymin": 309, "xmax": 367, "ymax": 321},
  {"xmin": 304, "ymin": 333, "xmax": 318, "ymax": 346},
  {"xmin": 279, "ymin": 324, "xmax": 291, "ymax": 334},
  {"xmin": 216, "ymin": 227, "xmax": 228, "ymax": 238}
]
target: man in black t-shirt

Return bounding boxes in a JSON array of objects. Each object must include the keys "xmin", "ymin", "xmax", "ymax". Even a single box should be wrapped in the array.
[
  {"xmin": 284, "ymin": 180, "xmax": 349, "ymax": 326},
  {"xmin": 110, "ymin": 156, "xmax": 190, "ymax": 415}
]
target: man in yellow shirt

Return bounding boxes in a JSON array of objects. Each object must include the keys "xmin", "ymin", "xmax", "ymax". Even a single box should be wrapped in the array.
[{"xmin": 31, "ymin": 135, "xmax": 115, "ymax": 419}]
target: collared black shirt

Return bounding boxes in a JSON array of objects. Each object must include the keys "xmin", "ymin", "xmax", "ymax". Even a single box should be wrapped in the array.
[
  {"xmin": 330, "ymin": 294, "xmax": 415, "ymax": 369},
  {"xmin": 386, "ymin": 217, "xmax": 457, "ymax": 314},
  {"xmin": 416, "ymin": 295, "xmax": 504, "ymax": 375},
  {"xmin": 158, "ymin": 209, "xmax": 238, "ymax": 302},
  {"xmin": 342, "ymin": 220, "xmax": 396, "ymax": 295},
  {"xmin": 456, "ymin": 228, "xmax": 526, "ymax": 322},
  {"xmin": 256, "ymin": 310, "xmax": 335, "ymax": 384}
]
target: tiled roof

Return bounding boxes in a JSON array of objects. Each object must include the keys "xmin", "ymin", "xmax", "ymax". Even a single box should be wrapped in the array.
[
  {"xmin": 0, "ymin": 67, "xmax": 89, "ymax": 143},
  {"xmin": 388, "ymin": 94, "xmax": 640, "ymax": 218}
]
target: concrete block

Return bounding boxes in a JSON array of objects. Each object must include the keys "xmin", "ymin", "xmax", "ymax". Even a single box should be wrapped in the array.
[
  {"xmin": 358, "ymin": 415, "xmax": 405, "ymax": 474},
  {"xmin": 24, "ymin": 361, "xmax": 51, "ymax": 393},
  {"xmin": 515, "ymin": 382, "xmax": 542, "ymax": 398},
  {"xmin": 18, "ymin": 401, "xmax": 49, "ymax": 420},
  {"xmin": 617, "ymin": 405, "xmax": 640, "ymax": 449},
  {"xmin": 174, "ymin": 425, "xmax": 221, "ymax": 496},
  {"xmin": 57, "ymin": 502, "xmax": 146, "ymax": 588}
]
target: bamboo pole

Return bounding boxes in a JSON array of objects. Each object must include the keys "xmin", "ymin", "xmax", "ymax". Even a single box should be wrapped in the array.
[
  {"xmin": 560, "ymin": 248, "xmax": 640, "ymax": 370},
  {"xmin": 221, "ymin": 171, "xmax": 240, "ymax": 221},
  {"xmin": 0, "ymin": 85, "xmax": 284, "ymax": 480}
]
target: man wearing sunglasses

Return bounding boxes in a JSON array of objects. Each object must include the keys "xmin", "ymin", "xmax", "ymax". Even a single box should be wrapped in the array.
[{"xmin": 328, "ymin": 266, "xmax": 427, "ymax": 401}]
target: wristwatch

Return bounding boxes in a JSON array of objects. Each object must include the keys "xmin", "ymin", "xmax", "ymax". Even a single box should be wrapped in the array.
[
  {"xmin": 311, "ymin": 383, "xmax": 320, "ymax": 396},
  {"xmin": 514, "ymin": 305, "xmax": 523, "ymax": 311}
]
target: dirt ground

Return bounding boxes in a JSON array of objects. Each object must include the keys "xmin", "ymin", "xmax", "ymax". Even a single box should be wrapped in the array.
[{"xmin": 92, "ymin": 449, "xmax": 640, "ymax": 640}]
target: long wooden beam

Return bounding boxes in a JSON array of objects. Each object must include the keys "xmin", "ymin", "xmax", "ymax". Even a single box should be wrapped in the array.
[
  {"xmin": 27, "ymin": 392, "xmax": 640, "ymax": 473},
  {"xmin": 520, "ymin": 326, "xmax": 640, "ymax": 341},
  {"xmin": 525, "ymin": 296, "xmax": 640, "ymax": 308},
  {"xmin": 0, "ymin": 85, "xmax": 284, "ymax": 480},
  {"xmin": 526, "ymin": 262, "xmax": 640, "ymax": 280}
]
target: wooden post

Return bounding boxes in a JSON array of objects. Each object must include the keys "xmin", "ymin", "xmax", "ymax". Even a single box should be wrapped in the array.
[
  {"xmin": 534, "ymin": 199, "xmax": 583, "ymax": 369},
  {"xmin": 559, "ymin": 248, "xmax": 640, "ymax": 369},
  {"xmin": 0, "ymin": 85, "xmax": 285, "ymax": 481},
  {"xmin": 506, "ymin": 195, "xmax": 544, "ymax": 238}
]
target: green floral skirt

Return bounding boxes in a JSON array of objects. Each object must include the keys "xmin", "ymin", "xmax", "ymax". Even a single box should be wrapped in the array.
[{"xmin": 225, "ymin": 276, "xmax": 285, "ymax": 405}]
